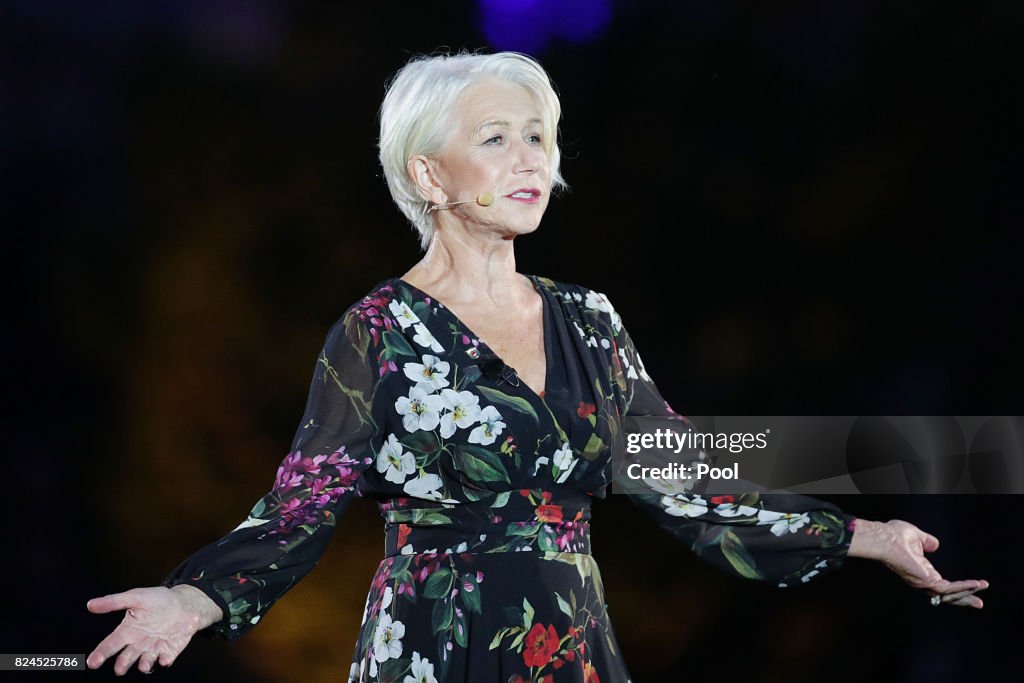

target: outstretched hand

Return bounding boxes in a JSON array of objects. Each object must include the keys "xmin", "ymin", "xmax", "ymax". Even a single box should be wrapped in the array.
[
  {"xmin": 848, "ymin": 518, "xmax": 989, "ymax": 608},
  {"xmin": 86, "ymin": 585, "xmax": 222, "ymax": 675}
]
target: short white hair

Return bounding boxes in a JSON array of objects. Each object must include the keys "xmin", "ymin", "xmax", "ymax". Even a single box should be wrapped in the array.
[{"xmin": 378, "ymin": 51, "xmax": 567, "ymax": 250}]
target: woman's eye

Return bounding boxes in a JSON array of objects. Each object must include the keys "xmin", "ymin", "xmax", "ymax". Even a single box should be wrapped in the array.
[
  {"xmin": 527, "ymin": 134, "xmax": 542, "ymax": 144},
  {"xmin": 484, "ymin": 135, "xmax": 503, "ymax": 145}
]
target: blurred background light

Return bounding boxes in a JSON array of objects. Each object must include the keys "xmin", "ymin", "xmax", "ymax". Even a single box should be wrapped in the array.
[{"xmin": 479, "ymin": 0, "xmax": 613, "ymax": 54}]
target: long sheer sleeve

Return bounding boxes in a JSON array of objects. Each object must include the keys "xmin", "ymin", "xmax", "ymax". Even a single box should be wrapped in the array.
[
  {"xmin": 596, "ymin": 291, "xmax": 856, "ymax": 587},
  {"xmin": 160, "ymin": 307, "xmax": 382, "ymax": 640}
]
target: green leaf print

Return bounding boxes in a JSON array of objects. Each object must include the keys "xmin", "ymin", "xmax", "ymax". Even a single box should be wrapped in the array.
[
  {"xmin": 555, "ymin": 592, "xmax": 572, "ymax": 618},
  {"xmin": 382, "ymin": 329, "xmax": 415, "ymax": 358},
  {"xmin": 227, "ymin": 598, "xmax": 250, "ymax": 618},
  {"xmin": 423, "ymin": 568, "xmax": 453, "ymax": 599},
  {"xmin": 453, "ymin": 609, "xmax": 469, "ymax": 647},
  {"xmin": 248, "ymin": 498, "xmax": 266, "ymax": 518},
  {"xmin": 432, "ymin": 597, "xmax": 453, "ymax": 634},
  {"xmin": 452, "ymin": 445, "xmax": 510, "ymax": 482},
  {"xmin": 537, "ymin": 525, "xmax": 559, "ymax": 552},
  {"xmin": 412, "ymin": 300, "xmax": 431, "ymax": 319},
  {"xmin": 462, "ymin": 577, "xmax": 482, "ymax": 614},
  {"xmin": 582, "ymin": 432, "xmax": 605, "ymax": 460},
  {"xmin": 400, "ymin": 429, "xmax": 440, "ymax": 455},
  {"xmin": 721, "ymin": 530, "xmax": 764, "ymax": 580},
  {"xmin": 378, "ymin": 658, "xmax": 410, "ymax": 681},
  {"xmin": 477, "ymin": 386, "xmax": 539, "ymax": 421},
  {"xmin": 489, "ymin": 627, "xmax": 510, "ymax": 650},
  {"xmin": 409, "ymin": 509, "xmax": 453, "ymax": 526}
]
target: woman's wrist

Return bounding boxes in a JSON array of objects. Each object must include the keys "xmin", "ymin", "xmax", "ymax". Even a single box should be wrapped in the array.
[
  {"xmin": 169, "ymin": 584, "xmax": 224, "ymax": 631},
  {"xmin": 847, "ymin": 518, "xmax": 883, "ymax": 560}
]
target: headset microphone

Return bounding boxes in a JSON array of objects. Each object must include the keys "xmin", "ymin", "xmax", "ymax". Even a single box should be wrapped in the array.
[{"xmin": 427, "ymin": 192, "xmax": 495, "ymax": 212}]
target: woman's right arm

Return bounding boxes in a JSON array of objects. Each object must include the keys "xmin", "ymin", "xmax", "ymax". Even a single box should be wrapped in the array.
[{"xmin": 87, "ymin": 306, "xmax": 384, "ymax": 674}]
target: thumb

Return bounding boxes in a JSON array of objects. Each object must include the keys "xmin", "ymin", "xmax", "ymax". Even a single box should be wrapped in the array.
[
  {"xmin": 921, "ymin": 532, "xmax": 940, "ymax": 553},
  {"xmin": 86, "ymin": 590, "xmax": 136, "ymax": 614}
]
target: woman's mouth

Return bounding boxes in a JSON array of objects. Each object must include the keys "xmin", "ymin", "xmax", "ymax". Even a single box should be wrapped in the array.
[{"xmin": 505, "ymin": 189, "xmax": 542, "ymax": 203}]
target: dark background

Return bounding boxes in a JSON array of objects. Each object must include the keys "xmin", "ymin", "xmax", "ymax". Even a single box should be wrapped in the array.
[{"xmin": 3, "ymin": 1, "xmax": 1021, "ymax": 681}]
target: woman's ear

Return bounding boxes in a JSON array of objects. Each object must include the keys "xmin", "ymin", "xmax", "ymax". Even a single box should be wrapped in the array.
[{"xmin": 408, "ymin": 155, "xmax": 447, "ymax": 206}]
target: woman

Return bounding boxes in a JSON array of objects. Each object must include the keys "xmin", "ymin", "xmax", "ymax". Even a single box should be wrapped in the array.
[{"xmin": 86, "ymin": 51, "xmax": 988, "ymax": 681}]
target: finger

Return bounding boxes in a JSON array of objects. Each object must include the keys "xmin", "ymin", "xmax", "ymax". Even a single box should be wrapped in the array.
[
  {"xmin": 114, "ymin": 645, "xmax": 142, "ymax": 677},
  {"xmin": 87, "ymin": 629, "xmax": 130, "ymax": 669},
  {"xmin": 157, "ymin": 644, "xmax": 179, "ymax": 668},
  {"xmin": 938, "ymin": 579, "xmax": 988, "ymax": 595},
  {"xmin": 946, "ymin": 593, "xmax": 984, "ymax": 609},
  {"xmin": 941, "ymin": 588, "xmax": 978, "ymax": 601},
  {"xmin": 87, "ymin": 590, "xmax": 138, "ymax": 614},
  {"xmin": 921, "ymin": 532, "xmax": 940, "ymax": 553},
  {"xmin": 138, "ymin": 651, "xmax": 158, "ymax": 674}
]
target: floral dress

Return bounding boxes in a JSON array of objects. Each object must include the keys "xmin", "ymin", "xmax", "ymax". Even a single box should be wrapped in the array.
[{"xmin": 162, "ymin": 274, "xmax": 856, "ymax": 683}]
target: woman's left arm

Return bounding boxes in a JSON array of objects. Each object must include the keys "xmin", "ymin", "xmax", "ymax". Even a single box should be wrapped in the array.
[{"xmin": 589, "ymin": 289, "xmax": 988, "ymax": 606}]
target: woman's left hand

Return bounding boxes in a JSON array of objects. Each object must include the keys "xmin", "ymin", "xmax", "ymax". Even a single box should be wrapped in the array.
[{"xmin": 847, "ymin": 518, "xmax": 989, "ymax": 608}]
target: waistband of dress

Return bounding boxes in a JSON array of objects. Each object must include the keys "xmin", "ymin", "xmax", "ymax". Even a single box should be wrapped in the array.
[{"xmin": 379, "ymin": 490, "xmax": 592, "ymax": 557}]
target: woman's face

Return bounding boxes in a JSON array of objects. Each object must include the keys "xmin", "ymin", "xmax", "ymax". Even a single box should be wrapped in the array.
[{"xmin": 432, "ymin": 78, "xmax": 552, "ymax": 236}]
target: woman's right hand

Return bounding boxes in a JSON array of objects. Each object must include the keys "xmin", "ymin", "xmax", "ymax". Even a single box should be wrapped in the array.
[{"xmin": 86, "ymin": 585, "xmax": 224, "ymax": 675}]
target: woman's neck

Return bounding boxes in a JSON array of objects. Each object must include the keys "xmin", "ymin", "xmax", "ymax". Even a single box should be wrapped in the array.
[{"xmin": 401, "ymin": 226, "xmax": 531, "ymax": 309}]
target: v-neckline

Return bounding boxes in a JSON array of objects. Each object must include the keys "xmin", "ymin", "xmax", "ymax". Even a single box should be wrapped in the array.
[{"xmin": 393, "ymin": 274, "xmax": 553, "ymax": 402}]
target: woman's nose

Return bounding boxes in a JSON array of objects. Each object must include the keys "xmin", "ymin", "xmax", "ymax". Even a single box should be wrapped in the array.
[{"xmin": 512, "ymin": 140, "xmax": 546, "ymax": 174}]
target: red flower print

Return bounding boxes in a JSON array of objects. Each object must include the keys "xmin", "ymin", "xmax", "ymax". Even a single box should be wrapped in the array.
[
  {"xmin": 583, "ymin": 661, "xmax": 601, "ymax": 683},
  {"xmin": 709, "ymin": 495, "xmax": 735, "ymax": 505},
  {"xmin": 540, "ymin": 676, "xmax": 553, "ymax": 683},
  {"xmin": 523, "ymin": 623, "xmax": 559, "ymax": 668},
  {"xmin": 536, "ymin": 504, "xmax": 563, "ymax": 524},
  {"xmin": 397, "ymin": 523, "xmax": 411, "ymax": 549},
  {"xmin": 576, "ymin": 402, "xmax": 596, "ymax": 418}
]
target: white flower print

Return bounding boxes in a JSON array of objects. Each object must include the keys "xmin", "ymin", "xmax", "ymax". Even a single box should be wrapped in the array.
[
  {"xmin": 389, "ymin": 300, "xmax": 420, "ymax": 330},
  {"xmin": 661, "ymin": 494, "xmax": 709, "ymax": 518},
  {"xmin": 713, "ymin": 502, "xmax": 759, "ymax": 517},
  {"xmin": 610, "ymin": 308, "xmax": 622, "ymax": 333},
  {"xmin": 634, "ymin": 349, "xmax": 651, "ymax": 382},
  {"xmin": 552, "ymin": 441, "xmax": 578, "ymax": 483},
  {"xmin": 618, "ymin": 347, "xmax": 639, "ymax": 379},
  {"xmin": 373, "ymin": 613, "xmax": 405, "ymax": 663},
  {"xmin": 376, "ymin": 433, "xmax": 416, "ymax": 484},
  {"xmin": 381, "ymin": 585, "xmax": 393, "ymax": 610},
  {"xmin": 396, "ymin": 386, "xmax": 445, "ymax": 432},
  {"xmin": 404, "ymin": 651, "xmax": 438, "ymax": 683},
  {"xmin": 231, "ymin": 516, "xmax": 270, "ymax": 531},
  {"xmin": 403, "ymin": 355, "xmax": 450, "ymax": 393},
  {"xmin": 403, "ymin": 472, "xmax": 445, "ymax": 500},
  {"xmin": 439, "ymin": 389, "xmax": 482, "ymax": 438},
  {"xmin": 756, "ymin": 510, "xmax": 811, "ymax": 536},
  {"xmin": 412, "ymin": 322, "xmax": 445, "ymax": 352},
  {"xmin": 584, "ymin": 290, "xmax": 613, "ymax": 314},
  {"xmin": 468, "ymin": 405, "xmax": 505, "ymax": 445},
  {"xmin": 573, "ymin": 321, "xmax": 586, "ymax": 339}
]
